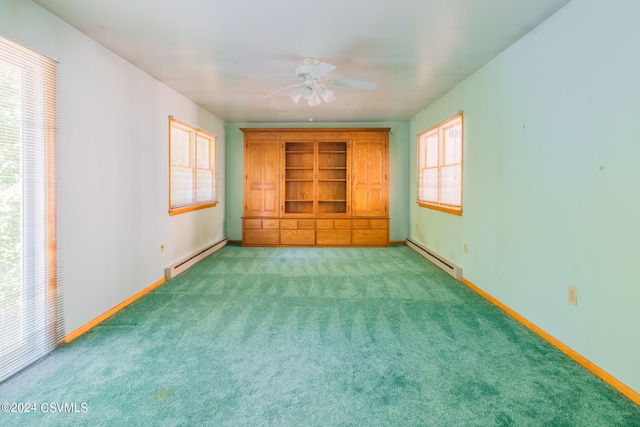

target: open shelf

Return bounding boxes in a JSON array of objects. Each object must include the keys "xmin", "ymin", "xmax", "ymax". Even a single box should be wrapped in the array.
[
  {"xmin": 281, "ymin": 140, "xmax": 349, "ymax": 215},
  {"xmin": 284, "ymin": 141, "xmax": 315, "ymax": 214},
  {"xmin": 316, "ymin": 141, "xmax": 347, "ymax": 214}
]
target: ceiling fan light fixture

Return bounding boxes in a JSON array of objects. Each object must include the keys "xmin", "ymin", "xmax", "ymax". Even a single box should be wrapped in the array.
[
  {"xmin": 318, "ymin": 84, "xmax": 336, "ymax": 103},
  {"xmin": 308, "ymin": 93, "xmax": 321, "ymax": 106},
  {"xmin": 289, "ymin": 87, "xmax": 304, "ymax": 104},
  {"xmin": 303, "ymin": 88, "xmax": 321, "ymax": 106}
]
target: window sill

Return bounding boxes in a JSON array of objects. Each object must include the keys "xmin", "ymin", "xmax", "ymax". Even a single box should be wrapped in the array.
[
  {"xmin": 417, "ymin": 201, "xmax": 462, "ymax": 216},
  {"xmin": 169, "ymin": 201, "xmax": 218, "ymax": 216}
]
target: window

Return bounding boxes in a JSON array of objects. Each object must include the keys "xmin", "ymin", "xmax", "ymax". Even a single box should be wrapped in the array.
[
  {"xmin": 0, "ymin": 36, "xmax": 62, "ymax": 382},
  {"xmin": 169, "ymin": 117, "xmax": 217, "ymax": 215},
  {"xmin": 417, "ymin": 113, "xmax": 463, "ymax": 215}
]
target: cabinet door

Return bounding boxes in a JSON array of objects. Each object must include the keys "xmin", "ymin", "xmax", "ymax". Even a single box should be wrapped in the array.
[
  {"xmin": 351, "ymin": 136, "xmax": 388, "ymax": 217},
  {"xmin": 244, "ymin": 139, "xmax": 280, "ymax": 217}
]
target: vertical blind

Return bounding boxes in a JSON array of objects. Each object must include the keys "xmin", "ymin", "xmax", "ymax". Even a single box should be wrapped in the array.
[{"xmin": 0, "ymin": 36, "xmax": 63, "ymax": 382}]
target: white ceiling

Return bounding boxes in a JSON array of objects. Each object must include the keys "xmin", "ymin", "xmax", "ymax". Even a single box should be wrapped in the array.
[{"xmin": 33, "ymin": 0, "xmax": 572, "ymax": 123}]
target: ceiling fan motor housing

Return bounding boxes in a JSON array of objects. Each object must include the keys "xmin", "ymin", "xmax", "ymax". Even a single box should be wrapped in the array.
[{"xmin": 296, "ymin": 58, "xmax": 336, "ymax": 81}]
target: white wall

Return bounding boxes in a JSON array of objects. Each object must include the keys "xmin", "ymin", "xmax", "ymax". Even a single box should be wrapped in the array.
[
  {"xmin": 409, "ymin": 0, "xmax": 640, "ymax": 394},
  {"xmin": 0, "ymin": 0, "xmax": 226, "ymax": 334}
]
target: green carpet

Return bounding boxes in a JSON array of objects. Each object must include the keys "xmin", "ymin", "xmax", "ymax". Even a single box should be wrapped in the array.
[{"xmin": 1, "ymin": 245, "xmax": 639, "ymax": 426}]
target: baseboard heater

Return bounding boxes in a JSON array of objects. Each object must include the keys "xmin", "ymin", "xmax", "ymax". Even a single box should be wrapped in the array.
[
  {"xmin": 406, "ymin": 237, "xmax": 463, "ymax": 280},
  {"xmin": 164, "ymin": 238, "xmax": 228, "ymax": 280}
]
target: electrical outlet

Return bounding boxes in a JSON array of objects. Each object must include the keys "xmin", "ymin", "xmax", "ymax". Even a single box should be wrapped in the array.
[
  {"xmin": 160, "ymin": 244, "xmax": 165, "ymax": 254},
  {"xmin": 568, "ymin": 286, "xmax": 577, "ymax": 305},
  {"xmin": 464, "ymin": 243, "xmax": 468, "ymax": 254}
]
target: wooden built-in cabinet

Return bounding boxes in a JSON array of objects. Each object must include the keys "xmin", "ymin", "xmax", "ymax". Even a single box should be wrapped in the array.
[{"xmin": 242, "ymin": 128, "xmax": 389, "ymax": 247}]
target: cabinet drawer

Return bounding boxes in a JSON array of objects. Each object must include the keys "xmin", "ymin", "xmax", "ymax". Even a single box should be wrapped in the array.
[
  {"xmin": 316, "ymin": 230, "xmax": 351, "ymax": 246},
  {"xmin": 352, "ymin": 230, "xmax": 388, "ymax": 246},
  {"xmin": 316, "ymin": 219, "xmax": 334, "ymax": 229},
  {"xmin": 263, "ymin": 219, "xmax": 280, "ymax": 229},
  {"xmin": 298, "ymin": 219, "xmax": 315, "ymax": 230},
  {"xmin": 370, "ymin": 219, "xmax": 388, "ymax": 230},
  {"xmin": 280, "ymin": 219, "xmax": 315, "ymax": 230},
  {"xmin": 352, "ymin": 219, "xmax": 370, "ymax": 230},
  {"xmin": 280, "ymin": 230, "xmax": 315, "ymax": 245},
  {"xmin": 245, "ymin": 219, "xmax": 279, "ymax": 230},
  {"xmin": 244, "ymin": 230, "xmax": 279, "ymax": 245},
  {"xmin": 280, "ymin": 219, "xmax": 298, "ymax": 230},
  {"xmin": 244, "ymin": 219, "xmax": 263, "ymax": 229},
  {"xmin": 334, "ymin": 219, "xmax": 351, "ymax": 230}
]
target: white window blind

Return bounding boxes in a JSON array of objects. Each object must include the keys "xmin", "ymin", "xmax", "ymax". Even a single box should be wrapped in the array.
[
  {"xmin": 169, "ymin": 117, "xmax": 217, "ymax": 215},
  {"xmin": 0, "ymin": 36, "xmax": 62, "ymax": 382},
  {"xmin": 417, "ymin": 113, "xmax": 463, "ymax": 215}
]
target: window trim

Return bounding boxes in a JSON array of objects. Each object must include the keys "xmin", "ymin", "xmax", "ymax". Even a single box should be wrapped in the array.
[
  {"xmin": 417, "ymin": 112, "xmax": 463, "ymax": 216},
  {"xmin": 168, "ymin": 117, "xmax": 218, "ymax": 216}
]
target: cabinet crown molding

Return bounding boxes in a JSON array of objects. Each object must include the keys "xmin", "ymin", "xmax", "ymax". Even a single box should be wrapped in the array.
[{"xmin": 240, "ymin": 127, "xmax": 390, "ymax": 133}]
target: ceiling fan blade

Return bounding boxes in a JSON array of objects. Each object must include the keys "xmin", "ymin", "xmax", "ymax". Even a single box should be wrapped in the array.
[
  {"xmin": 264, "ymin": 82, "xmax": 303, "ymax": 98},
  {"xmin": 309, "ymin": 61, "xmax": 336, "ymax": 79},
  {"xmin": 325, "ymin": 78, "xmax": 377, "ymax": 90},
  {"xmin": 249, "ymin": 74, "xmax": 300, "ymax": 81}
]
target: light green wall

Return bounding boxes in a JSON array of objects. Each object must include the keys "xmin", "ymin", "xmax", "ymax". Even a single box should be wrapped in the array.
[
  {"xmin": 409, "ymin": 0, "xmax": 640, "ymax": 394},
  {"xmin": 224, "ymin": 122, "xmax": 410, "ymax": 242}
]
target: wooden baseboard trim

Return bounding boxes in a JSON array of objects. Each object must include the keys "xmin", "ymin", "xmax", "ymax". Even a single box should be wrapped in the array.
[
  {"xmin": 461, "ymin": 278, "xmax": 640, "ymax": 406},
  {"xmin": 390, "ymin": 240, "xmax": 406, "ymax": 245},
  {"xmin": 62, "ymin": 277, "xmax": 166, "ymax": 344}
]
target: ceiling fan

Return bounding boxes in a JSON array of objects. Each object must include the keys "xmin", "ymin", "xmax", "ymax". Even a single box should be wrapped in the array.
[{"xmin": 261, "ymin": 58, "xmax": 377, "ymax": 106}]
